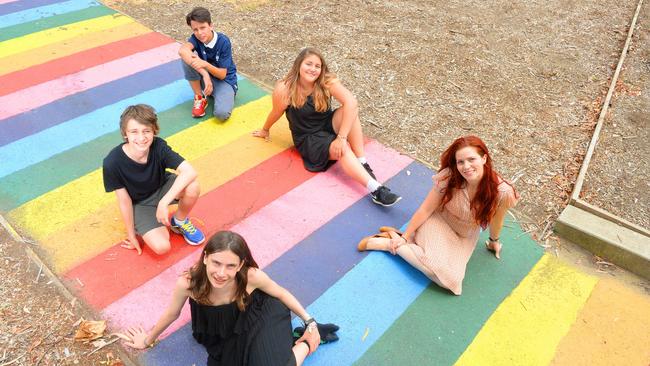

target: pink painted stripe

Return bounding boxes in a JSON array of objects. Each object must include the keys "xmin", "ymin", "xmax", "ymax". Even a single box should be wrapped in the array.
[
  {"xmin": 0, "ymin": 0, "xmax": 18, "ymax": 4},
  {"xmin": 101, "ymin": 141, "xmax": 412, "ymax": 337},
  {"xmin": 0, "ymin": 42, "xmax": 180, "ymax": 120}
]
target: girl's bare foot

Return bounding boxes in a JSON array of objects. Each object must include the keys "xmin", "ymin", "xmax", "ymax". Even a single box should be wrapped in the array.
[{"xmin": 485, "ymin": 240, "xmax": 502, "ymax": 259}]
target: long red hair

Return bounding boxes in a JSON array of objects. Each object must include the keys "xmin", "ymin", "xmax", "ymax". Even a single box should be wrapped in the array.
[{"xmin": 439, "ymin": 135, "xmax": 516, "ymax": 228}]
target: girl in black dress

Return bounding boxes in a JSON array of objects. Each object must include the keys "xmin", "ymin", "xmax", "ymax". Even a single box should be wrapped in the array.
[
  {"xmin": 253, "ymin": 47, "xmax": 401, "ymax": 207},
  {"xmin": 118, "ymin": 231, "xmax": 323, "ymax": 366}
]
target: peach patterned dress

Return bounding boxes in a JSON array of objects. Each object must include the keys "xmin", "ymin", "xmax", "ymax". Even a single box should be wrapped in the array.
[{"xmin": 406, "ymin": 168, "xmax": 518, "ymax": 295}]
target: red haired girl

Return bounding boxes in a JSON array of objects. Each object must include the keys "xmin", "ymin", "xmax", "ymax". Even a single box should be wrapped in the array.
[{"xmin": 358, "ymin": 136, "xmax": 519, "ymax": 295}]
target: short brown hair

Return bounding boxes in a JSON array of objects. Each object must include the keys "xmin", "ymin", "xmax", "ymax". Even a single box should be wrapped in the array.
[
  {"xmin": 186, "ymin": 7, "xmax": 211, "ymax": 26},
  {"xmin": 119, "ymin": 104, "xmax": 159, "ymax": 140}
]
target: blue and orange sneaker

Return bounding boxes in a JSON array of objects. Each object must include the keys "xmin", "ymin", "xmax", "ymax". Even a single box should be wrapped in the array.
[{"xmin": 170, "ymin": 216, "xmax": 205, "ymax": 245}]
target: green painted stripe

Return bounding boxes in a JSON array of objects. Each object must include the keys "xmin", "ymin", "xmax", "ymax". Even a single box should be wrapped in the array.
[
  {"xmin": 0, "ymin": 6, "xmax": 116, "ymax": 42},
  {"xmin": 0, "ymin": 78, "xmax": 267, "ymax": 212},
  {"xmin": 354, "ymin": 219, "xmax": 544, "ymax": 366}
]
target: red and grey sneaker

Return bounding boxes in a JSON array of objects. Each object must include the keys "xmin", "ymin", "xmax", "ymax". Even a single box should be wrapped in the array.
[{"xmin": 191, "ymin": 95, "xmax": 208, "ymax": 118}]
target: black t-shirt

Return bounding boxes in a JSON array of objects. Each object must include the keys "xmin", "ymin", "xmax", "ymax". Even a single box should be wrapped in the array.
[{"xmin": 102, "ymin": 137, "xmax": 184, "ymax": 203}]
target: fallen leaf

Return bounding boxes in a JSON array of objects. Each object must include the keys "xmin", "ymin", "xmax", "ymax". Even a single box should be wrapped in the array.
[
  {"xmin": 361, "ymin": 327, "xmax": 369, "ymax": 341},
  {"xmin": 74, "ymin": 320, "xmax": 106, "ymax": 342}
]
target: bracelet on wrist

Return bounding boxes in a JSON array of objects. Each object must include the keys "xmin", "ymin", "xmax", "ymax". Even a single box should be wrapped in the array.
[
  {"xmin": 303, "ymin": 317, "xmax": 316, "ymax": 333},
  {"xmin": 488, "ymin": 236, "xmax": 499, "ymax": 243},
  {"xmin": 338, "ymin": 135, "xmax": 347, "ymax": 140}
]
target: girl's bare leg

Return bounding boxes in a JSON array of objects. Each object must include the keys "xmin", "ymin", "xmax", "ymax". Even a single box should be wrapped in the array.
[
  {"xmin": 332, "ymin": 108, "xmax": 365, "ymax": 158},
  {"xmin": 332, "ymin": 147, "xmax": 372, "ymax": 186}
]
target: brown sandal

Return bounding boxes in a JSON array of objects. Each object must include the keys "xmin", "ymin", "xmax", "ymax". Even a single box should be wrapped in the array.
[
  {"xmin": 379, "ymin": 226, "xmax": 403, "ymax": 236},
  {"xmin": 357, "ymin": 232, "xmax": 390, "ymax": 252}
]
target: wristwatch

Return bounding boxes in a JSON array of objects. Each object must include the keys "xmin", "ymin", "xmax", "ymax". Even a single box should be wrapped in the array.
[{"xmin": 304, "ymin": 317, "xmax": 316, "ymax": 333}]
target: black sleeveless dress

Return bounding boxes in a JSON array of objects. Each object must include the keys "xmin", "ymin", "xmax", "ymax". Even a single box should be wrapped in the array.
[
  {"xmin": 285, "ymin": 95, "xmax": 337, "ymax": 172},
  {"xmin": 190, "ymin": 289, "xmax": 297, "ymax": 366}
]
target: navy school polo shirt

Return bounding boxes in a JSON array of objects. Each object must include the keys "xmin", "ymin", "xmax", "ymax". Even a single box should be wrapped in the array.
[{"xmin": 188, "ymin": 32, "xmax": 238, "ymax": 92}]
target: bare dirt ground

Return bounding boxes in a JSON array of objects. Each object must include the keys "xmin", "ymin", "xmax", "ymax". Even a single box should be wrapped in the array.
[
  {"xmin": 582, "ymin": 3, "xmax": 649, "ymax": 230},
  {"xmin": 103, "ymin": 0, "xmax": 642, "ymax": 239},
  {"xmin": 0, "ymin": 229, "xmax": 125, "ymax": 366}
]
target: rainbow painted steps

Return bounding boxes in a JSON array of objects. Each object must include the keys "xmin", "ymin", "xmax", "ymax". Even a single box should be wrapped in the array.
[{"xmin": 1, "ymin": 1, "xmax": 648, "ymax": 365}]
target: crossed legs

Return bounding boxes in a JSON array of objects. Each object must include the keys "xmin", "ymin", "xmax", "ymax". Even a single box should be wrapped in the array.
[{"xmin": 363, "ymin": 233, "xmax": 445, "ymax": 289}]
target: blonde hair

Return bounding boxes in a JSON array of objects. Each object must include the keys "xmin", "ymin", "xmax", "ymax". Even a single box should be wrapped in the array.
[{"xmin": 282, "ymin": 47, "xmax": 336, "ymax": 112}]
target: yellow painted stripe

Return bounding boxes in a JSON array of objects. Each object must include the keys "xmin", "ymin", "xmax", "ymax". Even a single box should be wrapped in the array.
[
  {"xmin": 41, "ymin": 122, "xmax": 292, "ymax": 274},
  {"xmin": 37, "ymin": 123, "xmax": 290, "ymax": 274},
  {"xmin": 0, "ymin": 22, "xmax": 151, "ymax": 76},
  {"xmin": 7, "ymin": 101, "xmax": 292, "ymax": 273},
  {"xmin": 550, "ymin": 278, "xmax": 650, "ymax": 366},
  {"xmin": 454, "ymin": 255, "xmax": 598, "ymax": 366},
  {"xmin": 0, "ymin": 14, "xmax": 134, "ymax": 59},
  {"xmin": 8, "ymin": 96, "xmax": 272, "ymax": 241}
]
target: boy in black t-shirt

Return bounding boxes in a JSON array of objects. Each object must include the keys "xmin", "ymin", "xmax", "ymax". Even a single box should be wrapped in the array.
[
  {"xmin": 179, "ymin": 7, "xmax": 238, "ymax": 120},
  {"xmin": 103, "ymin": 104, "xmax": 205, "ymax": 255}
]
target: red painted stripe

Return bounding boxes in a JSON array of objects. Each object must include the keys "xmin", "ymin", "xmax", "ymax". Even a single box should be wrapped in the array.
[
  {"xmin": 0, "ymin": 32, "xmax": 173, "ymax": 97},
  {"xmin": 63, "ymin": 148, "xmax": 315, "ymax": 310}
]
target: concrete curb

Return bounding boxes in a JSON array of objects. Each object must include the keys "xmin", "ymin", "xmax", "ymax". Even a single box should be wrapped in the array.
[
  {"xmin": 555, "ymin": 205, "xmax": 650, "ymax": 279},
  {"xmin": 555, "ymin": 0, "xmax": 650, "ymax": 279},
  {"xmin": 0, "ymin": 214, "xmax": 140, "ymax": 366}
]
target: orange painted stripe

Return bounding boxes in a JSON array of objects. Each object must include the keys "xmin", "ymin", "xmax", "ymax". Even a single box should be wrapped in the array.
[
  {"xmin": 0, "ymin": 32, "xmax": 171, "ymax": 96},
  {"xmin": 0, "ymin": 21, "xmax": 150, "ymax": 75},
  {"xmin": 64, "ymin": 148, "xmax": 315, "ymax": 309},
  {"xmin": 550, "ymin": 278, "xmax": 650, "ymax": 366}
]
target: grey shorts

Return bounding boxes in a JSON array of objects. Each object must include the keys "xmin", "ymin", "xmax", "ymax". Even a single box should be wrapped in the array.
[{"xmin": 134, "ymin": 173, "xmax": 178, "ymax": 235}]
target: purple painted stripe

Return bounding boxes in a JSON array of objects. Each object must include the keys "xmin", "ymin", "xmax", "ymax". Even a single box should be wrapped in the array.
[
  {"xmin": 0, "ymin": 43, "xmax": 180, "ymax": 120},
  {"xmin": 0, "ymin": 60, "xmax": 183, "ymax": 147},
  {"xmin": 0, "ymin": 0, "xmax": 67, "ymax": 16},
  {"xmin": 102, "ymin": 141, "xmax": 411, "ymax": 337},
  {"xmin": 142, "ymin": 161, "xmax": 433, "ymax": 365}
]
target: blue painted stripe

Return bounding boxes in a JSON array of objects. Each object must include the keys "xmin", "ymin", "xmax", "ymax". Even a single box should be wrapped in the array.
[
  {"xmin": 293, "ymin": 235, "xmax": 428, "ymax": 365},
  {"xmin": 0, "ymin": 80, "xmax": 193, "ymax": 179},
  {"xmin": 0, "ymin": 0, "xmax": 98, "ymax": 28},
  {"xmin": 142, "ymin": 162, "xmax": 434, "ymax": 365},
  {"xmin": 0, "ymin": 0, "xmax": 67, "ymax": 16},
  {"xmin": 0, "ymin": 60, "xmax": 183, "ymax": 147}
]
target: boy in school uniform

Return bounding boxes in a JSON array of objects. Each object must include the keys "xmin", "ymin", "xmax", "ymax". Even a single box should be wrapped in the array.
[
  {"xmin": 103, "ymin": 104, "xmax": 205, "ymax": 255},
  {"xmin": 179, "ymin": 7, "xmax": 238, "ymax": 120}
]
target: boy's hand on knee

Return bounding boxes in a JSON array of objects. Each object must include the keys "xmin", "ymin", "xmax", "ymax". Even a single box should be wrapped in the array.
[
  {"xmin": 202, "ymin": 76, "xmax": 213, "ymax": 96},
  {"xmin": 156, "ymin": 203, "xmax": 170, "ymax": 227},
  {"xmin": 121, "ymin": 236, "xmax": 142, "ymax": 255}
]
